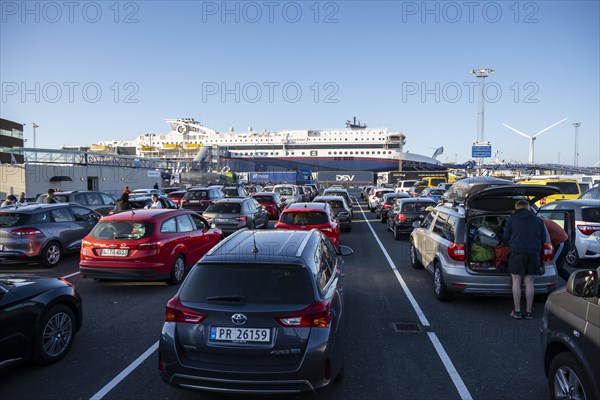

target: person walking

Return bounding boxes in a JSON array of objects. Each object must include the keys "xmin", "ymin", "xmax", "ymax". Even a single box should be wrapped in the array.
[
  {"xmin": 1, "ymin": 194, "xmax": 17, "ymax": 207},
  {"xmin": 153, "ymin": 182, "xmax": 159, "ymax": 190},
  {"xmin": 113, "ymin": 193, "xmax": 133, "ymax": 213},
  {"xmin": 43, "ymin": 188, "xmax": 57, "ymax": 203},
  {"xmin": 145, "ymin": 194, "xmax": 163, "ymax": 209},
  {"xmin": 503, "ymin": 200, "xmax": 546, "ymax": 320},
  {"xmin": 542, "ymin": 217, "xmax": 572, "ymax": 281},
  {"xmin": 122, "ymin": 186, "xmax": 131, "ymax": 195},
  {"xmin": 18, "ymin": 192, "xmax": 27, "ymax": 204}
]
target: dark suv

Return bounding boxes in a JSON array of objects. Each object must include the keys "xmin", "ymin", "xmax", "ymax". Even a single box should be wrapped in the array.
[
  {"xmin": 180, "ymin": 187, "xmax": 224, "ymax": 214},
  {"xmin": 36, "ymin": 190, "xmax": 116, "ymax": 216},
  {"xmin": 542, "ymin": 267, "xmax": 599, "ymax": 400},
  {"xmin": 159, "ymin": 229, "xmax": 353, "ymax": 394}
]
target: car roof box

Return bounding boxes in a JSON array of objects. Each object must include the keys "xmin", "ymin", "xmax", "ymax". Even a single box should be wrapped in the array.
[{"xmin": 443, "ymin": 177, "xmax": 513, "ymax": 203}]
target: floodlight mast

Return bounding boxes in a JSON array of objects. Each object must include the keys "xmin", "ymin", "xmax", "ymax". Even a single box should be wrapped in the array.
[{"xmin": 470, "ymin": 68, "xmax": 495, "ymax": 144}]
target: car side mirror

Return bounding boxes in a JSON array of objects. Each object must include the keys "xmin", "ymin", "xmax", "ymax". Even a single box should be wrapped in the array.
[
  {"xmin": 567, "ymin": 269, "xmax": 599, "ymax": 298},
  {"xmin": 338, "ymin": 245, "xmax": 353, "ymax": 256},
  {"xmin": 412, "ymin": 221, "xmax": 421, "ymax": 228}
]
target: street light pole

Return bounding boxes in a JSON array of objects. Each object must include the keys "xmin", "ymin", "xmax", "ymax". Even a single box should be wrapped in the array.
[
  {"xmin": 572, "ymin": 122, "xmax": 580, "ymax": 166},
  {"xmin": 32, "ymin": 123, "xmax": 39, "ymax": 161},
  {"xmin": 470, "ymin": 68, "xmax": 495, "ymax": 165}
]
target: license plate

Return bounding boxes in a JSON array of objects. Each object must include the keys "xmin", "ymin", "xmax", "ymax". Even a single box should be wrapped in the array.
[
  {"xmin": 100, "ymin": 248, "xmax": 129, "ymax": 257},
  {"xmin": 189, "ymin": 200, "xmax": 200, "ymax": 203},
  {"xmin": 214, "ymin": 218, "xmax": 228, "ymax": 223},
  {"xmin": 210, "ymin": 326, "xmax": 270, "ymax": 343}
]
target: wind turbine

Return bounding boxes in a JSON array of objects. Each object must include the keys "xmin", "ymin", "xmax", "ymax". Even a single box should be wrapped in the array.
[{"xmin": 502, "ymin": 118, "xmax": 568, "ymax": 163}]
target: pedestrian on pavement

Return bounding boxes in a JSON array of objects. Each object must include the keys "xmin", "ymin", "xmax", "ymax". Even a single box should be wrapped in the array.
[
  {"xmin": 503, "ymin": 199, "xmax": 546, "ymax": 320},
  {"xmin": 145, "ymin": 194, "xmax": 163, "ymax": 209},
  {"xmin": 43, "ymin": 188, "xmax": 57, "ymax": 203},
  {"xmin": 113, "ymin": 192, "xmax": 133, "ymax": 213},
  {"xmin": 1, "ymin": 194, "xmax": 17, "ymax": 207},
  {"xmin": 123, "ymin": 186, "xmax": 131, "ymax": 195},
  {"xmin": 153, "ymin": 182, "xmax": 159, "ymax": 190},
  {"xmin": 541, "ymin": 217, "xmax": 572, "ymax": 281}
]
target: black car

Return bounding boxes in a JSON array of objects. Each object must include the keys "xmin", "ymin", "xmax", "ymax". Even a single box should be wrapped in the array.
[
  {"xmin": 542, "ymin": 267, "xmax": 600, "ymax": 400},
  {"xmin": 313, "ymin": 195, "xmax": 352, "ymax": 231},
  {"xmin": 159, "ymin": 229, "xmax": 353, "ymax": 394},
  {"xmin": 387, "ymin": 197, "xmax": 437, "ymax": 240},
  {"xmin": 36, "ymin": 190, "xmax": 117, "ymax": 216},
  {"xmin": 0, "ymin": 274, "xmax": 83, "ymax": 369},
  {"xmin": 221, "ymin": 186, "xmax": 249, "ymax": 198},
  {"xmin": 180, "ymin": 187, "xmax": 224, "ymax": 214},
  {"xmin": 375, "ymin": 192, "xmax": 410, "ymax": 223}
]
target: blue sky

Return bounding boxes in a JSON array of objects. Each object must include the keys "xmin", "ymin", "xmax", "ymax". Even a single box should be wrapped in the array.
[{"xmin": 1, "ymin": 1, "xmax": 599, "ymax": 166}]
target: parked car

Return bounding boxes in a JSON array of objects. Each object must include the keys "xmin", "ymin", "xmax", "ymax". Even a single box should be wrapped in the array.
[
  {"xmin": 516, "ymin": 179, "xmax": 581, "ymax": 207},
  {"xmin": 202, "ymin": 198, "xmax": 269, "ymax": 234},
  {"xmin": 394, "ymin": 180, "xmax": 418, "ymax": 194},
  {"xmin": 0, "ymin": 203, "xmax": 101, "ymax": 267},
  {"xmin": 419, "ymin": 188, "xmax": 446, "ymax": 203},
  {"xmin": 162, "ymin": 187, "xmax": 186, "ymax": 194},
  {"xmin": 313, "ymin": 195, "xmax": 352, "ymax": 232},
  {"xmin": 539, "ymin": 199, "xmax": 600, "ymax": 267},
  {"xmin": 251, "ymin": 192, "xmax": 285, "ymax": 220},
  {"xmin": 36, "ymin": 190, "xmax": 116, "ymax": 216},
  {"xmin": 180, "ymin": 187, "xmax": 224, "ymax": 214},
  {"xmin": 159, "ymin": 229, "xmax": 353, "ymax": 394},
  {"xmin": 579, "ymin": 186, "xmax": 600, "ymax": 200},
  {"xmin": 167, "ymin": 190, "xmax": 187, "ymax": 206},
  {"xmin": 361, "ymin": 185, "xmax": 375, "ymax": 199},
  {"xmin": 322, "ymin": 188, "xmax": 354, "ymax": 215},
  {"xmin": 407, "ymin": 182, "xmax": 428, "ymax": 198},
  {"xmin": 409, "ymin": 185, "xmax": 565, "ymax": 301},
  {"xmin": 0, "ymin": 274, "xmax": 82, "ymax": 370},
  {"xmin": 222, "ymin": 186, "xmax": 248, "ymax": 198},
  {"xmin": 442, "ymin": 176, "xmax": 513, "ymax": 203},
  {"xmin": 437, "ymin": 182, "xmax": 454, "ymax": 191},
  {"xmin": 80, "ymin": 209, "xmax": 222, "ymax": 284},
  {"xmin": 387, "ymin": 197, "xmax": 437, "ymax": 239},
  {"xmin": 132, "ymin": 188, "xmax": 167, "ymax": 197},
  {"xmin": 375, "ymin": 192, "xmax": 410, "ymax": 223},
  {"xmin": 297, "ymin": 185, "xmax": 310, "ymax": 202},
  {"xmin": 301, "ymin": 183, "xmax": 319, "ymax": 199},
  {"xmin": 273, "ymin": 184, "xmax": 301, "ymax": 207},
  {"xmin": 275, "ymin": 202, "xmax": 341, "ymax": 249},
  {"xmin": 542, "ymin": 267, "xmax": 600, "ymax": 400},
  {"xmin": 127, "ymin": 195, "xmax": 178, "ymax": 210}
]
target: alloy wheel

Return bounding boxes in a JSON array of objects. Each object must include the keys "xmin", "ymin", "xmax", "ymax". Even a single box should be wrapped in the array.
[
  {"xmin": 42, "ymin": 312, "xmax": 73, "ymax": 357},
  {"xmin": 554, "ymin": 366, "xmax": 586, "ymax": 400}
]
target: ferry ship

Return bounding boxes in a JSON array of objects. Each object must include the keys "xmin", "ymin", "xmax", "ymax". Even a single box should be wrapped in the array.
[{"xmin": 84, "ymin": 117, "xmax": 441, "ymax": 172}]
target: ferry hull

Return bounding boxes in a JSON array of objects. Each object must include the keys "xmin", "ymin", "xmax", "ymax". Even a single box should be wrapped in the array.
[{"xmin": 220, "ymin": 156, "xmax": 400, "ymax": 172}]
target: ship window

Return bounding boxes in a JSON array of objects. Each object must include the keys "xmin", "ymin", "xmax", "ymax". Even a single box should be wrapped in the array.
[
  {"xmin": 328, "ymin": 152, "xmax": 331, "ymax": 155},
  {"xmin": 377, "ymin": 151, "xmax": 381, "ymax": 154},
  {"xmin": 291, "ymin": 152, "xmax": 295, "ymax": 155},
  {"xmin": 334, "ymin": 152, "xmax": 337, "ymax": 155},
  {"xmin": 355, "ymin": 138, "xmax": 358, "ymax": 141},
  {"xmin": 361, "ymin": 151, "xmax": 364, "ymax": 155},
  {"xmin": 389, "ymin": 151, "xmax": 392, "ymax": 154},
  {"xmin": 276, "ymin": 152, "xmax": 279, "ymax": 155},
  {"xmin": 344, "ymin": 151, "xmax": 348, "ymax": 155},
  {"xmin": 302, "ymin": 152, "xmax": 305, "ymax": 155}
]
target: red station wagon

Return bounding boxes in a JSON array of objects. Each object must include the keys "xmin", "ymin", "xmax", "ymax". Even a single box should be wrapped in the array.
[
  {"xmin": 251, "ymin": 192, "xmax": 285, "ymax": 219},
  {"xmin": 79, "ymin": 209, "xmax": 223, "ymax": 284},
  {"xmin": 274, "ymin": 202, "xmax": 340, "ymax": 249}
]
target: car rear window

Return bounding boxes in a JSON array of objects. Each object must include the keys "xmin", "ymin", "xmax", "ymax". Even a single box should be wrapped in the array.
[
  {"xmin": 0, "ymin": 212, "xmax": 26, "ymax": 227},
  {"xmin": 548, "ymin": 182, "xmax": 580, "ymax": 194},
  {"xmin": 315, "ymin": 200, "xmax": 343, "ymax": 208},
  {"xmin": 402, "ymin": 202, "xmax": 434, "ymax": 213},
  {"xmin": 180, "ymin": 264, "xmax": 313, "ymax": 304},
  {"xmin": 206, "ymin": 203, "xmax": 242, "ymax": 213},
  {"xmin": 280, "ymin": 211, "xmax": 329, "ymax": 225},
  {"xmin": 223, "ymin": 188, "xmax": 240, "ymax": 197},
  {"xmin": 90, "ymin": 221, "xmax": 155, "ymax": 240},
  {"xmin": 581, "ymin": 207, "xmax": 600, "ymax": 223},
  {"xmin": 186, "ymin": 190, "xmax": 210, "ymax": 200},
  {"xmin": 253, "ymin": 195, "xmax": 273, "ymax": 202},
  {"xmin": 168, "ymin": 192, "xmax": 185, "ymax": 199},
  {"xmin": 275, "ymin": 187, "xmax": 293, "ymax": 195}
]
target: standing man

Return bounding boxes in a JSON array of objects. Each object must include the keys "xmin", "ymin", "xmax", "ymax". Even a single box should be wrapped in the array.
[
  {"xmin": 542, "ymin": 217, "xmax": 572, "ymax": 281},
  {"xmin": 153, "ymin": 182, "xmax": 159, "ymax": 190},
  {"xmin": 43, "ymin": 188, "xmax": 57, "ymax": 203},
  {"xmin": 503, "ymin": 200, "xmax": 546, "ymax": 320}
]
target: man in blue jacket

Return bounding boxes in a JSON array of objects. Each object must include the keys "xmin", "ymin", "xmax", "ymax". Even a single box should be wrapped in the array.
[{"xmin": 503, "ymin": 199, "xmax": 546, "ymax": 319}]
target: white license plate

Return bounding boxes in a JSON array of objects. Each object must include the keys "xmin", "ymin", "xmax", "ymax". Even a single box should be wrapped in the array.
[
  {"xmin": 189, "ymin": 200, "xmax": 200, "ymax": 203},
  {"xmin": 210, "ymin": 326, "xmax": 270, "ymax": 343},
  {"xmin": 100, "ymin": 249, "xmax": 129, "ymax": 257},
  {"xmin": 214, "ymin": 218, "xmax": 228, "ymax": 223}
]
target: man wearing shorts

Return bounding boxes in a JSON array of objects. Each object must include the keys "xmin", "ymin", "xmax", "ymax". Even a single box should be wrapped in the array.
[{"xmin": 503, "ymin": 200, "xmax": 546, "ymax": 319}]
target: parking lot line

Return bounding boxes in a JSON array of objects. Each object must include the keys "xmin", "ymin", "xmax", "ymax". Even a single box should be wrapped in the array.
[
  {"xmin": 62, "ymin": 271, "xmax": 80, "ymax": 279},
  {"xmin": 89, "ymin": 341, "xmax": 159, "ymax": 400},
  {"xmin": 356, "ymin": 197, "xmax": 473, "ymax": 400}
]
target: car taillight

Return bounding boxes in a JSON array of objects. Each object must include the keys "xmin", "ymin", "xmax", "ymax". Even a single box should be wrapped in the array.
[
  {"xmin": 577, "ymin": 225, "xmax": 600, "ymax": 236},
  {"xmin": 383, "ymin": 204, "xmax": 391, "ymax": 209},
  {"xmin": 448, "ymin": 242, "xmax": 465, "ymax": 261},
  {"xmin": 542, "ymin": 242, "xmax": 554, "ymax": 262},
  {"xmin": 136, "ymin": 242, "xmax": 162, "ymax": 250},
  {"xmin": 275, "ymin": 299, "xmax": 332, "ymax": 328},
  {"xmin": 396, "ymin": 213, "xmax": 407, "ymax": 222},
  {"xmin": 539, "ymin": 197, "xmax": 547, "ymax": 205},
  {"xmin": 81, "ymin": 240, "xmax": 93, "ymax": 249},
  {"xmin": 235, "ymin": 216, "xmax": 247, "ymax": 222},
  {"xmin": 180, "ymin": 199, "xmax": 187, "ymax": 205},
  {"xmin": 10, "ymin": 227, "xmax": 42, "ymax": 236},
  {"xmin": 165, "ymin": 296, "xmax": 207, "ymax": 323}
]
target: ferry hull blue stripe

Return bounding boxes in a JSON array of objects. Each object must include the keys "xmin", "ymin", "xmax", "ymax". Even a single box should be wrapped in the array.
[{"xmin": 220, "ymin": 157, "xmax": 398, "ymax": 172}]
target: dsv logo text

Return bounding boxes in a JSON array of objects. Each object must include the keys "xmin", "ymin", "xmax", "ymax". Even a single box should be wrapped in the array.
[{"xmin": 336, "ymin": 175, "xmax": 355, "ymax": 181}]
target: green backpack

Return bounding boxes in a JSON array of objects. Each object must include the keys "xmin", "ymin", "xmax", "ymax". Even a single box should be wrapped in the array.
[{"xmin": 470, "ymin": 242, "xmax": 494, "ymax": 262}]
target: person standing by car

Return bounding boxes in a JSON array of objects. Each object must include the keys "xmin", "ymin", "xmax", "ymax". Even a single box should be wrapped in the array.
[
  {"xmin": 541, "ymin": 217, "xmax": 572, "ymax": 281},
  {"xmin": 114, "ymin": 192, "xmax": 133, "ymax": 213},
  {"xmin": 503, "ymin": 199, "xmax": 546, "ymax": 320},
  {"xmin": 122, "ymin": 186, "xmax": 131, "ymax": 195},
  {"xmin": 18, "ymin": 192, "xmax": 27, "ymax": 204},
  {"xmin": 43, "ymin": 188, "xmax": 57, "ymax": 203},
  {"xmin": 1, "ymin": 194, "xmax": 17, "ymax": 207},
  {"xmin": 145, "ymin": 194, "xmax": 163, "ymax": 209},
  {"xmin": 153, "ymin": 182, "xmax": 159, "ymax": 190}
]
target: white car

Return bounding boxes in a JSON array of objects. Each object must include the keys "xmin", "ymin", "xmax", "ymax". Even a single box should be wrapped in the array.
[{"xmin": 395, "ymin": 180, "xmax": 418, "ymax": 194}]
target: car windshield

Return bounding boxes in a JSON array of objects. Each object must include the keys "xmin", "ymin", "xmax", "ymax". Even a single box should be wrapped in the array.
[
  {"xmin": 315, "ymin": 200, "xmax": 344, "ymax": 208},
  {"xmin": 280, "ymin": 211, "xmax": 329, "ymax": 225},
  {"xmin": 253, "ymin": 195, "xmax": 274, "ymax": 202},
  {"xmin": 0, "ymin": 212, "xmax": 25, "ymax": 227},
  {"xmin": 186, "ymin": 190, "xmax": 210, "ymax": 200},
  {"xmin": 206, "ymin": 203, "xmax": 242, "ymax": 213},
  {"xmin": 90, "ymin": 221, "xmax": 155, "ymax": 240},
  {"xmin": 582, "ymin": 207, "xmax": 600, "ymax": 223},
  {"xmin": 275, "ymin": 187, "xmax": 293, "ymax": 195},
  {"xmin": 180, "ymin": 264, "xmax": 313, "ymax": 305},
  {"xmin": 402, "ymin": 202, "xmax": 433, "ymax": 213}
]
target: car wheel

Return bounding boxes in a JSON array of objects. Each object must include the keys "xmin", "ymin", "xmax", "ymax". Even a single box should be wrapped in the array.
[
  {"xmin": 41, "ymin": 241, "xmax": 62, "ymax": 267},
  {"xmin": 32, "ymin": 304, "xmax": 75, "ymax": 365},
  {"xmin": 548, "ymin": 352, "xmax": 595, "ymax": 400},
  {"xmin": 410, "ymin": 242, "xmax": 423, "ymax": 269},
  {"xmin": 565, "ymin": 247, "xmax": 579, "ymax": 268},
  {"xmin": 393, "ymin": 225, "xmax": 401, "ymax": 240},
  {"xmin": 433, "ymin": 262, "xmax": 453, "ymax": 301},
  {"xmin": 168, "ymin": 255, "xmax": 186, "ymax": 285}
]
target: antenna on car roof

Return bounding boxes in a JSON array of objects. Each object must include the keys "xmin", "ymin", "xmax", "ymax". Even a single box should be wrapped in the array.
[{"xmin": 251, "ymin": 231, "xmax": 259, "ymax": 254}]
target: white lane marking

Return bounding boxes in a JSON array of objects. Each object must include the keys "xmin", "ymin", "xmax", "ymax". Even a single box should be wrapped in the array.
[
  {"xmin": 90, "ymin": 341, "xmax": 159, "ymax": 400},
  {"xmin": 356, "ymin": 196, "xmax": 473, "ymax": 400},
  {"xmin": 356, "ymin": 198, "xmax": 430, "ymax": 326},
  {"xmin": 427, "ymin": 332, "xmax": 474, "ymax": 400},
  {"xmin": 61, "ymin": 271, "xmax": 80, "ymax": 279}
]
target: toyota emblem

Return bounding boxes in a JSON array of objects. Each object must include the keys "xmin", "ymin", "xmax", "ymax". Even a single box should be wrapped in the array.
[{"xmin": 231, "ymin": 314, "xmax": 247, "ymax": 325}]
